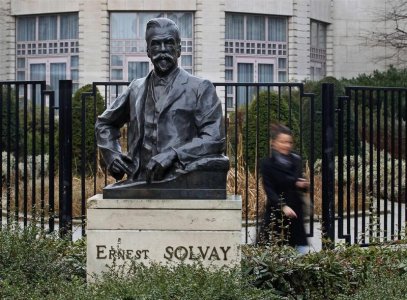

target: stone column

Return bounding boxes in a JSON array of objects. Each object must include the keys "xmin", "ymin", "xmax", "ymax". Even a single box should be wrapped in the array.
[
  {"xmin": 0, "ymin": 0, "xmax": 15, "ymax": 81},
  {"xmin": 78, "ymin": 0, "xmax": 109, "ymax": 86},
  {"xmin": 289, "ymin": 0, "xmax": 311, "ymax": 81},
  {"xmin": 194, "ymin": 0, "xmax": 225, "ymax": 82},
  {"xmin": 325, "ymin": 0, "xmax": 334, "ymax": 77}
]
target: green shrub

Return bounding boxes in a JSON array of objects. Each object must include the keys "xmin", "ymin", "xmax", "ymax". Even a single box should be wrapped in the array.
[
  {"xmin": 314, "ymin": 146, "xmax": 407, "ymax": 203},
  {"xmin": 71, "ymin": 84, "xmax": 104, "ymax": 175},
  {"xmin": 242, "ymin": 243, "xmax": 407, "ymax": 299},
  {"xmin": 90, "ymin": 263, "xmax": 279, "ymax": 300},
  {"xmin": 0, "ymin": 225, "xmax": 277, "ymax": 300},
  {"xmin": 343, "ymin": 66, "xmax": 407, "ymax": 150},
  {"xmin": 20, "ymin": 103, "xmax": 57, "ymax": 159},
  {"xmin": 1, "ymin": 87, "xmax": 18, "ymax": 153},
  {"xmin": 0, "ymin": 224, "xmax": 86, "ymax": 299},
  {"xmin": 344, "ymin": 65, "xmax": 407, "ymax": 88},
  {"xmin": 338, "ymin": 272, "xmax": 407, "ymax": 300},
  {"xmin": 2, "ymin": 224, "xmax": 407, "ymax": 299},
  {"xmin": 302, "ymin": 76, "xmax": 359, "ymax": 161},
  {"xmin": 1, "ymin": 87, "xmax": 58, "ymax": 178},
  {"xmin": 240, "ymin": 90, "xmax": 300, "ymax": 170}
]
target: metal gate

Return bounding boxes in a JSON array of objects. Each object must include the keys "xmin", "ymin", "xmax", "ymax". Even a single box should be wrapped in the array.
[
  {"xmin": 324, "ymin": 84, "xmax": 407, "ymax": 246},
  {"xmin": 0, "ymin": 80, "xmax": 73, "ymax": 237},
  {"xmin": 0, "ymin": 81, "xmax": 56, "ymax": 230}
]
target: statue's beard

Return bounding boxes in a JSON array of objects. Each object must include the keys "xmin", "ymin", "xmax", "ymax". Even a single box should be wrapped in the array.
[{"xmin": 152, "ymin": 54, "xmax": 177, "ymax": 75}]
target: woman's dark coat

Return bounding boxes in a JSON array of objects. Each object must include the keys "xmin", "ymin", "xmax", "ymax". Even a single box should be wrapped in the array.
[{"xmin": 260, "ymin": 150, "xmax": 308, "ymax": 246}]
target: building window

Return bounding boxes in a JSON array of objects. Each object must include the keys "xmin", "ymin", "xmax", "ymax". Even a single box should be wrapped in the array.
[
  {"xmin": 225, "ymin": 14, "xmax": 244, "ymax": 40},
  {"xmin": 310, "ymin": 20, "xmax": 327, "ymax": 81},
  {"xmin": 38, "ymin": 16, "xmax": 58, "ymax": 40},
  {"xmin": 16, "ymin": 13, "xmax": 80, "ymax": 99},
  {"xmin": 246, "ymin": 15, "xmax": 265, "ymax": 40},
  {"xmin": 225, "ymin": 13, "xmax": 288, "ymax": 108},
  {"xmin": 110, "ymin": 12, "xmax": 194, "ymax": 82}
]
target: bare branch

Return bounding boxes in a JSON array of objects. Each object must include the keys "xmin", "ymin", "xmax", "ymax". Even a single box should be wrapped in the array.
[{"xmin": 363, "ymin": 0, "xmax": 407, "ymax": 64}]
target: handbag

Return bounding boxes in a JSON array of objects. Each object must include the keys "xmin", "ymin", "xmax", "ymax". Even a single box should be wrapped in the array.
[{"xmin": 302, "ymin": 194, "xmax": 313, "ymax": 218}]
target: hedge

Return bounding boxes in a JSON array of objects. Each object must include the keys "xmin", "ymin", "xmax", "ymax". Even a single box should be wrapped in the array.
[{"xmin": 71, "ymin": 84, "xmax": 104, "ymax": 175}]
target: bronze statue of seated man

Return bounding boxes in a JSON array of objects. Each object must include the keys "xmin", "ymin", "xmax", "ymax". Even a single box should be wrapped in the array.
[{"xmin": 95, "ymin": 18, "xmax": 229, "ymax": 199}]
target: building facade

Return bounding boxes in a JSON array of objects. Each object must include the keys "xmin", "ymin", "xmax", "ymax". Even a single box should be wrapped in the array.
[{"xmin": 0, "ymin": 0, "xmax": 402, "ymax": 102}]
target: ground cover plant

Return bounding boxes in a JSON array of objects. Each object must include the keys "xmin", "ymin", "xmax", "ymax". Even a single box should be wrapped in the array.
[
  {"xmin": 0, "ymin": 224, "xmax": 276, "ymax": 300},
  {"xmin": 2, "ymin": 224, "xmax": 407, "ymax": 299},
  {"xmin": 243, "ymin": 242, "xmax": 407, "ymax": 299}
]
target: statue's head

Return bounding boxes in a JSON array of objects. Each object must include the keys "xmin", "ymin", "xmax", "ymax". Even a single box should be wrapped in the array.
[{"xmin": 145, "ymin": 18, "xmax": 181, "ymax": 77}]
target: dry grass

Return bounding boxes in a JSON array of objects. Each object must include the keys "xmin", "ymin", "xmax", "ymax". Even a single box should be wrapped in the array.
[
  {"xmin": 2, "ymin": 163, "xmax": 365, "ymax": 222},
  {"xmin": 226, "ymin": 160, "xmax": 365, "ymax": 220},
  {"xmin": 227, "ymin": 166, "xmax": 266, "ymax": 220},
  {"xmin": 1, "ymin": 169, "xmax": 115, "ymax": 220},
  {"xmin": 312, "ymin": 172, "xmax": 364, "ymax": 216},
  {"xmin": 2, "ymin": 169, "xmax": 266, "ymax": 221}
]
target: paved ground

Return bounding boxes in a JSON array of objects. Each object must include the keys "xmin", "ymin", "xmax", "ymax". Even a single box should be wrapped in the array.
[
  {"xmin": 241, "ymin": 200, "xmax": 406, "ymax": 252},
  {"xmin": 241, "ymin": 221, "xmax": 322, "ymax": 252}
]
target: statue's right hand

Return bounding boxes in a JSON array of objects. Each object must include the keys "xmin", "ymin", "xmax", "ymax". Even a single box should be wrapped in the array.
[{"xmin": 109, "ymin": 155, "xmax": 135, "ymax": 180}]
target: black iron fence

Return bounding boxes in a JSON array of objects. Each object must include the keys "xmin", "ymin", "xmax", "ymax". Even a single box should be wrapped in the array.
[
  {"xmin": 335, "ymin": 86, "xmax": 407, "ymax": 245},
  {"xmin": 212, "ymin": 82, "xmax": 316, "ymax": 243},
  {"xmin": 0, "ymin": 81, "xmax": 56, "ymax": 231},
  {"xmin": 1, "ymin": 79, "xmax": 406, "ymax": 248}
]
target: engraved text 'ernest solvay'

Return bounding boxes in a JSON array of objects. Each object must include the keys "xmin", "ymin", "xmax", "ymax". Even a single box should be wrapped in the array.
[{"xmin": 96, "ymin": 245, "xmax": 231, "ymax": 261}]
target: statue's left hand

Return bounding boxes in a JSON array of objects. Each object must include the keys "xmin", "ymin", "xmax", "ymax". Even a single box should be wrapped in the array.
[{"xmin": 146, "ymin": 149, "xmax": 177, "ymax": 183}]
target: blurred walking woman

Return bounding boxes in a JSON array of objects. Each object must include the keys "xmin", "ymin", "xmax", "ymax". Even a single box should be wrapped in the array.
[{"xmin": 259, "ymin": 124, "xmax": 309, "ymax": 253}]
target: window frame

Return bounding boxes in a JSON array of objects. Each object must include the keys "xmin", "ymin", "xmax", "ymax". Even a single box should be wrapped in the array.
[
  {"xmin": 310, "ymin": 20, "xmax": 327, "ymax": 81},
  {"xmin": 16, "ymin": 13, "xmax": 80, "ymax": 94},
  {"xmin": 225, "ymin": 13, "xmax": 288, "ymax": 109}
]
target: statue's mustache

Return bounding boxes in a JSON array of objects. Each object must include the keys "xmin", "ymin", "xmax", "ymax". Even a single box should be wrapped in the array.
[{"xmin": 152, "ymin": 53, "xmax": 174, "ymax": 61}]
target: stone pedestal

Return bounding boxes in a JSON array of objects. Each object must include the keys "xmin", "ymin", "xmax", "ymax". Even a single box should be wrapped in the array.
[{"xmin": 86, "ymin": 194, "xmax": 242, "ymax": 279}]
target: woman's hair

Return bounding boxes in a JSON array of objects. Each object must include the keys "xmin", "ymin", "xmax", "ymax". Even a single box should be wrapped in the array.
[{"xmin": 270, "ymin": 123, "xmax": 292, "ymax": 140}]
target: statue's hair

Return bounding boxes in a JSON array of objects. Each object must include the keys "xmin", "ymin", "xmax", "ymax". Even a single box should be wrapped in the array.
[{"xmin": 145, "ymin": 18, "xmax": 181, "ymax": 44}]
